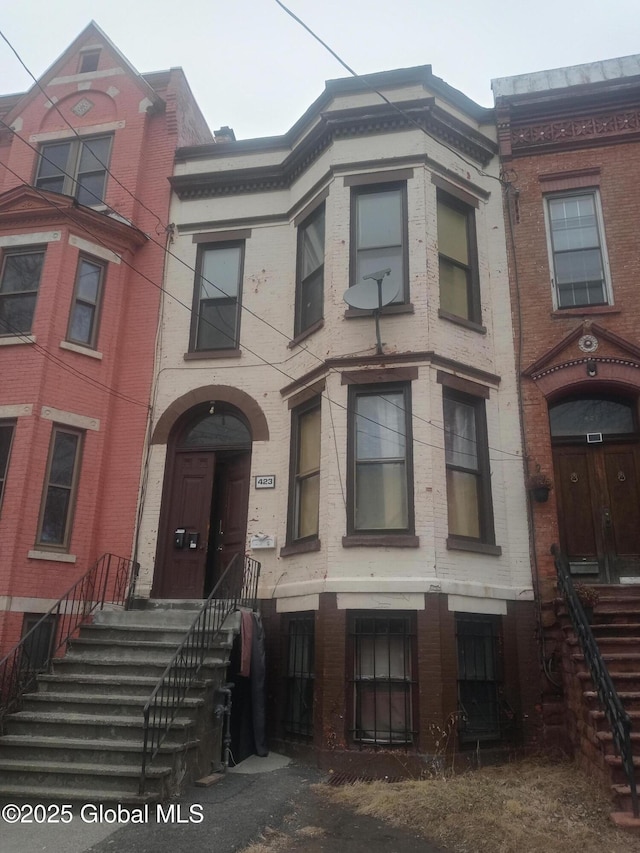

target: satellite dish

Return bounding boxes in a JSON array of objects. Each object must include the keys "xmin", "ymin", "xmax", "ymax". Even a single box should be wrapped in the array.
[
  {"xmin": 342, "ymin": 269, "xmax": 398, "ymax": 310},
  {"xmin": 342, "ymin": 268, "xmax": 398, "ymax": 355}
]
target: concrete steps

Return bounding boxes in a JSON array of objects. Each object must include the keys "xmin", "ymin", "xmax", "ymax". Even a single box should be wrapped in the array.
[
  {"xmin": 559, "ymin": 584, "xmax": 640, "ymax": 822},
  {"xmin": 0, "ymin": 600, "xmax": 239, "ymax": 802}
]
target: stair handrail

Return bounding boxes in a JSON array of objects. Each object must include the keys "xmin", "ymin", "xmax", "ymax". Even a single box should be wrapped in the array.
[
  {"xmin": 0, "ymin": 553, "xmax": 139, "ymax": 726},
  {"xmin": 552, "ymin": 544, "xmax": 639, "ymax": 817},
  {"xmin": 139, "ymin": 553, "xmax": 260, "ymax": 794}
]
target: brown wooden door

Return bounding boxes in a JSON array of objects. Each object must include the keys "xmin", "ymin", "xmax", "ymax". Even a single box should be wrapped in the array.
[
  {"xmin": 154, "ymin": 451, "xmax": 215, "ymax": 598},
  {"xmin": 207, "ymin": 451, "xmax": 251, "ymax": 594},
  {"xmin": 553, "ymin": 444, "xmax": 640, "ymax": 581}
]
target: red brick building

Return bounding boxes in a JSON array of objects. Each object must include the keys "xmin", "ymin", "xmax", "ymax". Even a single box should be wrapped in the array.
[
  {"xmin": 493, "ymin": 57, "xmax": 640, "ymax": 760},
  {"xmin": 0, "ymin": 23, "xmax": 212, "ymax": 658}
]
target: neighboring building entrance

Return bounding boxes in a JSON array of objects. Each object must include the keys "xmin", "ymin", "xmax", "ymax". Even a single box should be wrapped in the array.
[
  {"xmin": 152, "ymin": 406, "xmax": 252, "ymax": 599},
  {"xmin": 551, "ymin": 395, "xmax": 640, "ymax": 582}
]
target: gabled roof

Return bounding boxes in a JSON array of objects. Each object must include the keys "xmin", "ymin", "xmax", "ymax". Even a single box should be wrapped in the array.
[
  {"xmin": 0, "ymin": 185, "xmax": 146, "ymax": 249},
  {"xmin": 2, "ymin": 21, "xmax": 163, "ymax": 130}
]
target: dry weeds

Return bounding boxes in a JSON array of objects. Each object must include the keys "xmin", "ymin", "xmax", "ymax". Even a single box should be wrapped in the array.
[
  {"xmin": 243, "ymin": 823, "xmax": 326, "ymax": 853},
  {"xmin": 321, "ymin": 757, "xmax": 640, "ymax": 853}
]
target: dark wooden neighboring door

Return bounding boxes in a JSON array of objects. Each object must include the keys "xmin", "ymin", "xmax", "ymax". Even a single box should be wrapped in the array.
[
  {"xmin": 154, "ymin": 448, "xmax": 252, "ymax": 599},
  {"xmin": 553, "ymin": 443, "xmax": 640, "ymax": 582}
]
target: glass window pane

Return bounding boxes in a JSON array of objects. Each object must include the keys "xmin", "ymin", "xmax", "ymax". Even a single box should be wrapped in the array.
[
  {"xmin": 555, "ymin": 249, "xmax": 604, "ymax": 285},
  {"xmin": 444, "ymin": 398, "xmax": 478, "ymax": 469},
  {"xmin": 549, "ymin": 398, "xmax": 635, "ymax": 437},
  {"xmin": 76, "ymin": 173, "xmax": 107, "ymax": 206},
  {"xmin": 40, "ymin": 486, "xmax": 71, "ymax": 544},
  {"xmin": 76, "ymin": 261, "xmax": 101, "ymax": 303},
  {"xmin": 69, "ymin": 303, "xmax": 94, "ymax": 344},
  {"xmin": 356, "ymin": 461, "xmax": 407, "ymax": 529},
  {"xmin": 298, "ymin": 407, "xmax": 321, "ymax": 475},
  {"xmin": 549, "ymin": 196, "xmax": 599, "ymax": 251},
  {"xmin": 297, "ymin": 473, "xmax": 320, "ymax": 539},
  {"xmin": 357, "ymin": 190, "xmax": 402, "ymax": 249},
  {"xmin": 355, "ymin": 246, "xmax": 403, "ymax": 301},
  {"xmin": 1, "ymin": 254, "xmax": 44, "ymax": 294},
  {"xmin": 438, "ymin": 200, "xmax": 469, "ymax": 264},
  {"xmin": 0, "ymin": 294, "xmax": 37, "ymax": 335},
  {"xmin": 37, "ymin": 143, "xmax": 70, "ymax": 179},
  {"xmin": 299, "ymin": 267, "xmax": 323, "ymax": 330},
  {"xmin": 446, "ymin": 468, "xmax": 480, "ymax": 538},
  {"xmin": 356, "ymin": 393, "xmax": 405, "ymax": 460},
  {"xmin": 301, "ymin": 214, "xmax": 325, "ymax": 279},
  {"xmin": 0, "ymin": 425, "xmax": 13, "ymax": 477},
  {"xmin": 79, "ymin": 138, "xmax": 110, "ymax": 172},
  {"xmin": 182, "ymin": 412, "xmax": 250, "ymax": 447},
  {"xmin": 50, "ymin": 432, "xmax": 79, "ymax": 487},
  {"xmin": 439, "ymin": 259, "xmax": 470, "ymax": 318},
  {"xmin": 197, "ymin": 300, "xmax": 238, "ymax": 350},
  {"xmin": 200, "ymin": 247, "xmax": 241, "ymax": 299}
]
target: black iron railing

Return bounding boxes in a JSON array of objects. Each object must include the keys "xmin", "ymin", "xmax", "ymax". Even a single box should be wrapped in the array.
[
  {"xmin": 139, "ymin": 553, "xmax": 260, "ymax": 794},
  {"xmin": 552, "ymin": 544, "xmax": 639, "ymax": 817},
  {"xmin": 0, "ymin": 553, "xmax": 139, "ymax": 726}
]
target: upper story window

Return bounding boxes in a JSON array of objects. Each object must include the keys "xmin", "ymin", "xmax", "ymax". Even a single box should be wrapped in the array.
[
  {"xmin": 294, "ymin": 204, "xmax": 325, "ymax": 337},
  {"xmin": 0, "ymin": 248, "xmax": 45, "ymax": 336},
  {"xmin": 351, "ymin": 183, "xmax": 408, "ymax": 304},
  {"xmin": 190, "ymin": 242, "xmax": 244, "ymax": 352},
  {"xmin": 287, "ymin": 398, "xmax": 321, "ymax": 545},
  {"xmin": 443, "ymin": 390, "xmax": 495, "ymax": 547},
  {"xmin": 545, "ymin": 191, "xmax": 611, "ymax": 309},
  {"xmin": 67, "ymin": 256, "xmax": 105, "ymax": 348},
  {"xmin": 348, "ymin": 383, "xmax": 413, "ymax": 534},
  {"xmin": 35, "ymin": 136, "xmax": 112, "ymax": 206},
  {"xmin": 0, "ymin": 421, "xmax": 15, "ymax": 513},
  {"xmin": 437, "ymin": 191, "xmax": 480, "ymax": 323},
  {"xmin": 78, "ymin": 50, "xmax": 100, "ymax": 73}
]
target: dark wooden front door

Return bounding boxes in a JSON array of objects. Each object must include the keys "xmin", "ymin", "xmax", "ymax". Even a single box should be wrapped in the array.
[
  {"xmin": 154, "ymin": 449, "xmax": 251, "ymax": 599},
  {"xmin": 206, "ymin": 452, "xmax": 251, "ymax": 593},
  {"xmin": 553, "ymin": 444, "xmax": 640, "ymax": 582}
]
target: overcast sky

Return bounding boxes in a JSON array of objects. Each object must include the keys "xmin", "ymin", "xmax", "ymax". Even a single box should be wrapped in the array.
[{"xmin": 1, "ymin": 0, "xmax": 638, "ymax": 140}]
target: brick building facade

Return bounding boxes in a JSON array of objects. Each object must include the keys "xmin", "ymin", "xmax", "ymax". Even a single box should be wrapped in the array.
[
  {"xmin": 136, "ymin": 66, "xmax": 538, "ymax": 770},
  {"xmin": 0, "ymin": 23, "xmax": 212, "ymax": 658},
  {"xmin": 493, "ymin": 56, "xmax": 640, "ymax": 756}
]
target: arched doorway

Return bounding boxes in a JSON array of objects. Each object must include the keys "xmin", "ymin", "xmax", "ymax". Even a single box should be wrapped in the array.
[
  {"xmin": 152, "ymin": 403, "xmax": 252, "ymax": 598},
  {"xmin": 550, "ymin": 392, "xmax": 640, "ymax": 582}
]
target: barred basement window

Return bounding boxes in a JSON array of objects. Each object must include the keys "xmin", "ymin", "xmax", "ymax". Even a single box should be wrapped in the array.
[
  {"xmin": 284, "ymin": 616, "xmax": 314, "ymax": 738},
  {"xmin": 456, "ymin": 614, "xmax": 504, "ymax": 743},
  {"xmin": 351, "ymin": 614, "xmax": 415, "ymax": 745}
]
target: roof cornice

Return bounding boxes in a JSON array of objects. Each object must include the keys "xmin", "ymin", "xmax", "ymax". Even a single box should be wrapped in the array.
[{"xmin": 171, "ymin": 99, "xmax": 497, "ymax": 200}]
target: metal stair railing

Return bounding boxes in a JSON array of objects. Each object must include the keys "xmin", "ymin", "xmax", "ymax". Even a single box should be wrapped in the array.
[
  {"xmin": 139, "ymin": 553, "xmax": 260, "ymax": 795},
  {"xmin": 552, "ymin": 544, "xmax": 639, "ymax": 817},
  {"xmin": 0, "ymin": 553, "xmax": 139, "ymax": 727}
]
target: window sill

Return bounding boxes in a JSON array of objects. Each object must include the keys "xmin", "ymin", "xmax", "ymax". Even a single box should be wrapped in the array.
[
  {"xmin": 28, "ymin": 549, "xmax": 77, "ymax": 563},
  {"xmin": 288, "ymin": 319, "xmax": 324, "ymax": 348},
  {"xmin": 551, "ymin": 305, "xmax": 620, "ymax": 318},
  {"xmin": 280, "ymin": 538, "xmax": 321, "ymax": 557},
  {"xmin": 60, "ymin": 340, "xmax": 103, "ymax": 360},
  {"xmin": 0, "ymin": 334, "xmax": 36, "ymax": 346},
  {"xmin": 438, "ymin": 309, "xmax": 486, "ymax": 334},
  {"xmin": 344, "ymin": 303, "xmax": 414, "ymax": 319},
  {"xmin": 184, "ymin": 348, "xmax": 241, "ymax": 360},
  {"xmin": 342, "ymin": 534, "xmax": 419, "ymax": 548},
  {"xmin": 446, "ymin": 536, "xmax": 502, "ymax": 556}
]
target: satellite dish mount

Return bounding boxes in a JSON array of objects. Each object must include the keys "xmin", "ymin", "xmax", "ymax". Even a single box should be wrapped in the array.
[{"xmin": 342, "ymin": 268, "xmax": 398, "ymax": 354}]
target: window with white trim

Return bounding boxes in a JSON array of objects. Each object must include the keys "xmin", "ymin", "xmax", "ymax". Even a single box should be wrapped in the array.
[
  {"xmin": 37, "ymin": 426, "xmax": 83, "ymax": 549},
  {"xmin": 67, "ymin": 256, "xmax": 105, "ymax": 348},
  {"xmin": 545, "ymin": 191, "xmax": 611, "ymax": 308}
]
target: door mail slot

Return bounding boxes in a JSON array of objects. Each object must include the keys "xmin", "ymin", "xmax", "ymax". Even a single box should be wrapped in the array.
[{"xmin": 187, "ymin": 532, "xmax": 199, "ymax": 550}]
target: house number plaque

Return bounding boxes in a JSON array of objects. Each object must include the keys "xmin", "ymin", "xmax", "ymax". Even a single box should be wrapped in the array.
[{"xmin": 255, "ymin": 475, "xmax": 276, "ymax": 489}]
